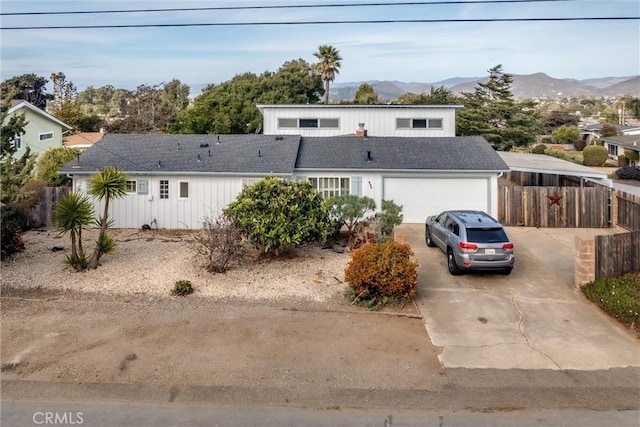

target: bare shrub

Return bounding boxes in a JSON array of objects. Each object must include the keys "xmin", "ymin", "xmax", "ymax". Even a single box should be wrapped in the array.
[{"xmin": 193, "ymin": 215, "xmax": 247, "ymax": 273}]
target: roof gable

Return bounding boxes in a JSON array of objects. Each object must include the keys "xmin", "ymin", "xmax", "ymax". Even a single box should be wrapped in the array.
[
  {"xmin": 61, "ymin": 134, "xmax": 301, "ymax": 175},
  {"xmin": 7, "ymin": 100, "xmax": 73, "ymax": 130}
]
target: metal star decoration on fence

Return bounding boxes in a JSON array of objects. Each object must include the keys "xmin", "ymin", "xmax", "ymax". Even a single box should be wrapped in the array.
[{"xmin": 547, "ymin": 193, "xmax": 563, "ymax": 206}]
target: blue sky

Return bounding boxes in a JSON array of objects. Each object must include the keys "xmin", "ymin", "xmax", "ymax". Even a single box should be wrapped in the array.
[{"xmin": 1, "ymin": 0, "xmax": 639, "ymax": 95}]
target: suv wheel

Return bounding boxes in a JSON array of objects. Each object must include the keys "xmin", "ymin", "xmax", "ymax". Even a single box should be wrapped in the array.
[
  {"xmin": 447, "ymin": 249, "xmax": 463, "ymax": 276},
  {"xmin": 426, "ymin": 228, "xmax": 436, "ymax": 247}
]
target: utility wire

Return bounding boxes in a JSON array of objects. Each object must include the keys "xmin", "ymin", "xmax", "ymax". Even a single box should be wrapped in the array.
[
  {"xmin": 0, "ymin": 0, "xmax": 579, "ymax": 16},
  {"xmin": 1, "ymin": 16, "xmax": 636, "ymax": 30}
]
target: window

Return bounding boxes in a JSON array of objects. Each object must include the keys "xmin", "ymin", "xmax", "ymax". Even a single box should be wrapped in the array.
[
  {"xmin": 125, "ymin": 180, "xmax": 137, "ymax": 193},
  {"xmin": 277, "ymin": 118, "xmax": 339, "ymax": 129},
  {"xmin": 137, "ymin": 180, "xmax": 149, "ymax": 195},
  {"xmin": 278, "ymin": 118, "xmax": 297, "ymax": 128},
  {"xmin": 607, "ymin": 144, "xmax": 618, "ymax": 156},
  {"xmin": 12, "ymin": 135, "xmax": 22, "ymax": 149},
  {"xmin": 39, "ymin": 132, "xmax": 54, "ymax": 141},
  {"xmin": 299, "ymin": 118, "xmax": 318, "ymax": 128},
  {"xmin": 159, "ymin": 180, "xmax": 169, "ymax": 199},
  {"xmin": 179, "ymin": 181, "xmax": 189, "ymax": 198},
  {"xmin": 308, "ymin": 177, "xmax": 350, "ymax": 198},
  {"xmin": 319, "ymin": 118, "xmax": 339, "ymax": 128},
  {"xmin": 396, "ymin": 118, "xmax": 443, "ymax": 129}
]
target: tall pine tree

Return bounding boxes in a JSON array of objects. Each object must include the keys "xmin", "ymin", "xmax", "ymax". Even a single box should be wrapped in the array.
[{"xmin": 457, "ymin": 65, "xmax": 540, "ymax": 151}]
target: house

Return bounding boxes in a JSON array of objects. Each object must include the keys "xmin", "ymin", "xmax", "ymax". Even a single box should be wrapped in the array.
[
  {"xmin": 5, "ymin": 100, "xmax": 73, "ymax": 158},
  {"xmin": 257, "ymin": 104, "xmax": 461, "ymax": 137},
  {"xmin": 580, "ymin": 123, "xmax": 640, "ymax": 145},
  {"xmin": 600, "ymin": 135, "xmax": 640, "ymax": 164},
  {"xmin": 60, "ymin": 132, "xmax": 508, "ymax": 228},
  {"xmin": 63, "ymin": 130, "xmax": 105, "ymax": 151}
]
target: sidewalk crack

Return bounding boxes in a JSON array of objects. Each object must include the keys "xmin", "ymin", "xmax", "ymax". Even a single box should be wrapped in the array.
[{"xmin": 511, "ymin": 297, "xmax": 561, "ymax": 369}]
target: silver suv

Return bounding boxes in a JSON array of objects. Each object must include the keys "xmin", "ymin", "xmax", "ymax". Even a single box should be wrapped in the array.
[{"xmin": 425, "ymin": 210, "xmax": 514, "ymax": 276}]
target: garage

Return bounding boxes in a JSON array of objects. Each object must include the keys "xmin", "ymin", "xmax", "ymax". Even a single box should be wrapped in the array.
[{"xmin": 383, "ymin": 177, "xmax": 490, "ymax": 223}]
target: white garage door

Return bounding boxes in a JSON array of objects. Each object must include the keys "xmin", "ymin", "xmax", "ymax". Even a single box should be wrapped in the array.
[{"xmin": 383, "ymin": 178, "xmax": 489, "ymax": 223}]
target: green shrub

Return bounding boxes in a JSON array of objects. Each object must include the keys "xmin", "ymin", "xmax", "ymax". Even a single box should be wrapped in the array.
[
  {"xmin": 614, "ymin": 166, "xmax": 640, "ymax": 180},
  {"xmin": 618, "ymin": 155, "xmax": 630, "ymax": 167},
  {"xmin": 544, "ymin": 148, "xmax": 566, "ymax": 159},
  {"xmin": 344, "ymin": 240, "xmax": 418, "ymax": 307},
  {"xmin": 583, "ymin": 274, "xmax": 639, "ymax": 332},
  {"xmin": 573, "ymin": 139, "xmax": 586, "ymax": 152},
  {"xmin": 224, "ymin": 176, "xmax": 334, "ymax": 256},
  {"xmin": 582, "ymin": 145, "xmax": 609, "ymax": 166},
  {"xmin": 531, "ymin": 144, "xmax": 547, "ymax": 154},
  {"xmin": 624, "ymin": 149, "xmax": 639, "ymax": 162},
  {"xmin": 378, "ymin": 199, "xmax": 403, "ymax": 235},
  {"xmin": 540, "ymin": 137, "xmax": 552, "ymax": 145},
  {"xmin": 172, "ymin": 280, "xmax": 194, "ymax": 296},
  {"xmin": 551, "ymin": 124, "xmax": 580, "ymax": 146},
  {"xmin": 331, "ymin": 195, "xmax": 376, "ymax": 234}
]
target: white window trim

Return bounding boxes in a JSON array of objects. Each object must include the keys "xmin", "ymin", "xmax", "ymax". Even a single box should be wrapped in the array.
[
  {"xmin": 159, "ymin": 180, "xmax": 169, "ymax": 199},
  {"xmin": 277, "ymin": 117, "xmax": 340, "ymax": 130},
  {"xmin": 39, "ymin": 131, "xmax": 54, "ymax": 141},
  {"xmin": 308, "ymin": 177, "xmax": 350, "ymax": 198},
  {"xmin": 125, "ymin": 180, "xmax": 137, "ymax": 194},
  {"xmin": 178, "ymin": 181, "xmax": 189, "ymax": 199},
  {"xmin": 396, "ymin": 118, "xmax": 444, "ymax": 130}
]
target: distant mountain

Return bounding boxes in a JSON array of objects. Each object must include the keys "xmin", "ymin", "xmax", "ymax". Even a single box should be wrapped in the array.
[{"xmin": 329, "ymin": 73, "xmax": 640, "ymax": 101}]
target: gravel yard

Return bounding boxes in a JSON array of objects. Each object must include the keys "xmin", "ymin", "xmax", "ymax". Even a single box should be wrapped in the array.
[{"xmin": 1, "ymin": 228, "xmax": 351, "ymax": 303}]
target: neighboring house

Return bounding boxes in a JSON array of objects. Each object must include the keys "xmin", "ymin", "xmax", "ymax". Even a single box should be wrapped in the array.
[
  {"xmin": 60, "ymin": 133, "xmax": 508, "ymax": 228},
  {"xmin": 63, "ymin": 130, "xmax": 105, "ymax": 151},
  {"xmin": 257, "ymin": 104, "xmax": 461, "ymax": 137},
  {"xmin": 5, "ymin": 100, "xmax": 73, "ymax": 158},
  {"xmin": 580, "ymin": 123, "xmax": 640, "ymax": 145},
  {"xmin": 600, "ymin": 135, "xmax": 640, "ymax": 164}
]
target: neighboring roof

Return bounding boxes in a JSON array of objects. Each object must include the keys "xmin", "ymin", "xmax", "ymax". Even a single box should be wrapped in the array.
[
  {"xmin": 581, "ymin": 123, "xmax": 640, "ymax": 133},
  {"xmin": 257, "ymin": 104, "xmax": 463, "ymax": 111},
  {"xmin": 296, "ymin": 136, "xmax": 508, "ymax": 172},
  {"xmin": 61, "ymin": 134, "xmax": 302, "ymax": 175},
  {"xmin": 7, "ymin": 100, "xmax": 73, "ymax": 130},
  {"xmin": 64, "ymin": 131, "xmax": 105, "ymax": 148},
  {"xmin": 600, "ymin": 135, "xmax": 640, "ymax": 151},
  {"xmin": 497, "ymin": 152, "xmax": 609, "ymax": 180}
]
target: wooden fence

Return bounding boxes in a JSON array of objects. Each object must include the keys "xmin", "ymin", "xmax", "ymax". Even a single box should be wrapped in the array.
[
  {"xmin": 498, "ymin": 185, "xmax": 611, "ymax": 228},
  {"xmin": 595, "ymin": 231, "xmax": 640, "ymax": 278},
  {"xmin": 28, "ymin": 186, "xmax": 68, "ymax": 228},
  {"xmin": 616, "ymin": 191, "xmax": 640, "ymax": 231}
]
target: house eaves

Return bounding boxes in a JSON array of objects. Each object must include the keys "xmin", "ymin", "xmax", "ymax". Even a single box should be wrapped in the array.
[
  {"xmin": 497, "ymin": 152, "xmax": 609, "ymax": 180},
  {"xmin": 7, "ymin": 100, "xmax": 73, "ymax": 130}
]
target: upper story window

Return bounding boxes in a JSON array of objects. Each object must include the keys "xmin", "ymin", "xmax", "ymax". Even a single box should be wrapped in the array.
[
  {"xmin": 12, "ymin": 135, "xmax": 22, "ymax": 149},
  {"xmin": 278, "ymin": 118, "xmax": 340, "ymax": 129},
  {"xmin": 39, "ymin": 132, "xmax": 54, "ymax": 141},
  {"xmin": 396, "ymin": 118, "xmax": 443, "ymax": 129}
]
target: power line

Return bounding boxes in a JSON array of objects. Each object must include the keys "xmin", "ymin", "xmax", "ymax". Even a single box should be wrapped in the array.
[
  {"xmin": 0, "ymin": 0, "xmax": 578, "ymax": 17},
  {"xmin": 1, "ymin": 16, "xmax": 636, "ymax": 31}
]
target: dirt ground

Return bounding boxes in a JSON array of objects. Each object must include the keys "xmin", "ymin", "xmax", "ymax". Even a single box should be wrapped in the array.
[{"xmin": 1, "ymin": 228, "xmax": 441, "ymax": 399}]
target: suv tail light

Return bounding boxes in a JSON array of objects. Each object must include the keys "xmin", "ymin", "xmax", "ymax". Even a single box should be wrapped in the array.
[
  {"xmin": 459, "ymin": 242, "xmax": 478, "ymax": 251},
  {"xmin": 502, "ymin": 243, "xmax": 514, "ymax": 250}
]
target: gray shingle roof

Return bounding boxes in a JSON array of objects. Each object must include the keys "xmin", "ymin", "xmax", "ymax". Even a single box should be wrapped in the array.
[
  {"xmin": 295, "ymin": 136, "xmax": 509, "ymax": 171},
  {"xmin": 61, "ymin": 134, "xmax": 301, "ymax": 175}
]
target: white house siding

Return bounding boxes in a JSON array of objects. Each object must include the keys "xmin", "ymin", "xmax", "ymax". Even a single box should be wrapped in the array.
[
  {"xmin": 73, "ymin": 174, "xmax": 250, "ymax": 229},
  {"xmin": 259, "ymin": 105, "xmax": 458, "ymax": 137}
]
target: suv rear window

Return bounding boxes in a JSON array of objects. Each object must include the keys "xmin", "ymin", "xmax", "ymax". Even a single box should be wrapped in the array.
[{"xmin": 466, "ymin": 228, "xmax": 509, "ymax": 243}]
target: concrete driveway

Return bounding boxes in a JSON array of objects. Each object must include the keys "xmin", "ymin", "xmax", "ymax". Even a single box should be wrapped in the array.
[{"xmin": 397, "ymin": 224, "xmax": 640, "ymax": 370}]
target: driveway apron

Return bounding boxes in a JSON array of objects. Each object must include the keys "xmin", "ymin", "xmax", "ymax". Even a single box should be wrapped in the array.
[{"xmin": 398, "ymin": 224, "xmax": 640, "ymax": 370}]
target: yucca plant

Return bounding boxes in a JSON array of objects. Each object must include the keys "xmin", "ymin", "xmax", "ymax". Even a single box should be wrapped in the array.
[{"xmin": 54, "ymin": 191, "xmax": 94, "ymax": 271}]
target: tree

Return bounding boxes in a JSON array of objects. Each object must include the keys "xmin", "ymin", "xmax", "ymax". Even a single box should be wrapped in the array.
[
  {"xmin": 313, "ymin": 44, "xmax": 342, "ymax": 104},
  {"xmin": 86, "ymin": 167, "xmax": 128, "ymax": 269},
  {"xmin": 600, "ymin": 123, "xmax": 620, "ymax": 137},
  {"xmin": 0, "ymin": 73, "xmax": 53, "ymax": 109},
  {"xmin": 54, "ymin": 191, "xmax": 94, "ymax": 270},
  {"xmin": 49, "ymin": 72, "xmax": 82, "ymax": 129},
  {"xmin": 223, "ymin": 176, "xmax": 334, "ymax": 256},
  {"xmin": 543, "ymin": 110, "xmax": 579, "ymax": 134},
  {"xmin": 395, "ymin": 86, "xmax": 460, "ymax": 105},
  {"xmin": 626, "ymin": 97, "xmax": 640, "ymax": 119},
  {"xmin": 353, "ymin": 83, "xmax": 380, "ymax": 104},
  {"xmin": 35, "ymin": 147, "xmax": 80, "ymax": 186},
  {"xmin": 551, "ymin": 125, "xmax": 581, "ymax": 145},
  {"xmin": 456, "ymin": 65, "xmax": 540, "ymax": 150},
  {"xmin": 331, "ymin": 195, "xmax": 376, "ymax": 234},
  {"xmin": 169, "ymin": 60, "xmax": 322, "ymax": 134},
  {"xmin": 1, "ymin": 100, "xmax": 36, "ymax": 258}
]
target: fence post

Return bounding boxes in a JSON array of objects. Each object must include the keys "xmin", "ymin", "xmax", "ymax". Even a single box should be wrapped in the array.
[{"xmin": 574, "ymin": 235, "xmax": 595, "ymax": 288}]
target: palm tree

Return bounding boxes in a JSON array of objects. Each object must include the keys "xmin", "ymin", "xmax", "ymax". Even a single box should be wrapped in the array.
[
  {"xmin": 54, "ymin": 191, "xmax": 94, "ymax": 271},
  {"xmin": 313, "ymin": 45, "xmax": 342, "ymax": 104},
  {"xmin": 87, "ymin": 167, "xmax": 127, "ymax": 269}
]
